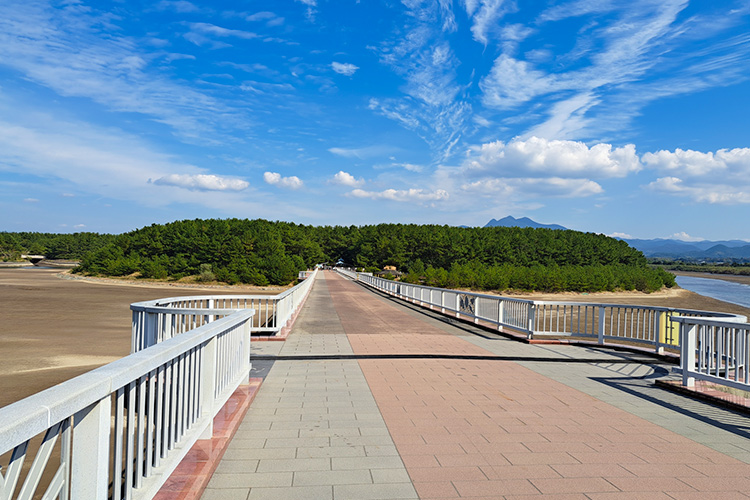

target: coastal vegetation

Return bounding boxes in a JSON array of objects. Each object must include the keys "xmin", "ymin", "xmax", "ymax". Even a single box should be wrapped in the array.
[
  {"xmin": 0, "ymin": 231, "xmax": 114, "ymax": 261},
  {"xmin": 2, "ymin": 219, "xmax": 675, "ymax": 292}
]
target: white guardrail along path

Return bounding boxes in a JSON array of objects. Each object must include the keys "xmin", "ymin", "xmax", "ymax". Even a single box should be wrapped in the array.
[
  {"xmin": 0, "ymin": 269, "xmax": 317, "ymax": 500},
  {"xmin": 0, "ymin": 311, "xmax": 253, "ymax": 500},
  {"xmin": 337, "ymin": 269, "xmax": 750, "ymax": 392},
  {"xmin": 131, "ymin": 268, "xmax": 318, "ymax": 351}
]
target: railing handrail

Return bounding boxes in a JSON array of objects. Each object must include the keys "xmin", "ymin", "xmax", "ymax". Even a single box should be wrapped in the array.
[
  {"xmin": 341, "ymin": 270, "xmax": 747, "ymax": 348},
  {"xmin": 672, "ymin": 314, "xmax": 749, "ymax": 327},
  {"xmin": 0, "ymin": 309, "xmax": 254, "ymax": 455}
]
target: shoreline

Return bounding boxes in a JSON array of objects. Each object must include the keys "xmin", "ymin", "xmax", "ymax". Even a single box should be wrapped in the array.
[
  {"xmin": 56, "ymin": 269, "xmax": 291, "ymax": 293},
  {"xmin": 670, "ymin": 270, "xmax": 750, "ymax": 286}
]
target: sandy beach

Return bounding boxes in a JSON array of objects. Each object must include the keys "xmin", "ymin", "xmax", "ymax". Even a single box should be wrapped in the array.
[
  {"xmin": 1, "ymin": 268, "xmax": 748, "ymax": 409},
  {"xmin": 0, "ymin": 268, "xmax": 285, "ymax": 408}
]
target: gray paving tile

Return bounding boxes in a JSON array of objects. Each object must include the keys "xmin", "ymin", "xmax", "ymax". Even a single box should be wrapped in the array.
[
  {"xmin": 293, "ymin": 469, "xmax": 372, "ymax": 486},
  {"xmin": 333, "ymin": 482, "xmax": 418, "ymax": 500},
  {"xmin": 247, "ymin": 485, "xmax": 333, "ymax": 500}
]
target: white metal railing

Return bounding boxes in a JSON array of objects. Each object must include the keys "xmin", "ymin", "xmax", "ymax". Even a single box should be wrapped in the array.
[
  {"xmin": 677, "ymin": 316, "xmax": 750, "ymax": 391},
  {"xmin": 131, "ymin": 269, "xmax": 318, "ymax": 351},
  {"xmin": 0, "ymin": 309, "xmax": 254, "ymax": 500},
  {"xmin": 343, "ymin": 271, "xmax": 746, "ymax": 355}
]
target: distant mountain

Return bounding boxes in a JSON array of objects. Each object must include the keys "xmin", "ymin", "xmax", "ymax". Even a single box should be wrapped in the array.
[
  {"xmin": 484, "ymin": 216, "xmax": 567, "ymax": 231},
  {"xmin": 622, "ymin": 238, "xmax": 750, "ymax": 260}
]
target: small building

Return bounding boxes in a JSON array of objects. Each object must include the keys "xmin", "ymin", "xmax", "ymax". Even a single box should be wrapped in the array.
[{"xmin": 375, "ymin": 265, "xmax": 403, "ymax": 278}]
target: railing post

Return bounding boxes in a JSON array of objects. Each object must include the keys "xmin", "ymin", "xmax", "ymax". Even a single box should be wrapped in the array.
[
  {"xmin": 243, "ymin": 318, "xmax": 252, "ymax": 384},
  {"xmin": 70, "ymin": 397, "xmax": 111, "ymax": 499},
  {"xmin": 131, "ymin": 310, "xmax": 140, "ymax": 353},
  {"xmin": 527, "ymin": 303, "xmax": 536, "ymax": 339},
  {"xmin": 200, "ymin": 336, "xmax": 217, "ymax": 439},
  {"xmin": 498, "ymin": 299, "xmax": 504, "ymax": 330},
  {"xmin": 598, "ymin": 306, "xmax": 606, "ymax": 345},
  {"xmin": 681, "ymin": 322, "xmax": 697, "ymax": 388},
  {"xmin": 655, "ymin": 311, "xmax": 665, "ymax": 355},
  {"xmin": 206, "ymin": 299, "xmax": 215, "ymax": 324}
]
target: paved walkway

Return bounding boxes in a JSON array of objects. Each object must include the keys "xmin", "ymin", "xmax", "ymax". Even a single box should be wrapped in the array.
[{"xmin": 203, "ymin": 271, "xmax": 750, "ymax": 499}]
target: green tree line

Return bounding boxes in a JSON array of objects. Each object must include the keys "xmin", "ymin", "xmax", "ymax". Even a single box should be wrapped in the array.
[
  {"xmin": 4, "ymin": 219, "xmax": 675, "ymax": 291},
  {"xmin": 0, "ymin": 232, "xmax": 115, "ymax": 261}
]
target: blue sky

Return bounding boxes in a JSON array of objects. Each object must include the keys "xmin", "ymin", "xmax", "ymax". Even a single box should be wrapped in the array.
[{"xmin": 1, "ymin": 0, "xmax": 750, "ymax": 241}]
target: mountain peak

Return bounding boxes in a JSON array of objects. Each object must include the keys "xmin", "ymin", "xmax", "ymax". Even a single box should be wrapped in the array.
[{"xmin": 484, "ymin": 216, "xmax": 567, "ymax": 231}]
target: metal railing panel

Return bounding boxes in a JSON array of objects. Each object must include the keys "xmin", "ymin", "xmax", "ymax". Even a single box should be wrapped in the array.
[
  {"xmin": 131, "ymin": 269, "xmax": 318, "ymax": 351},
  {"xmin": 0, "ymin": 309, "xmax": 255, "ymax": 500}
]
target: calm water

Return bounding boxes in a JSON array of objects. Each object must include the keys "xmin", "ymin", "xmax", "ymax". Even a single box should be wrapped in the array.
[{"xmin": 675, "ymin": 275, "xmax": 750, "ymax": 309}]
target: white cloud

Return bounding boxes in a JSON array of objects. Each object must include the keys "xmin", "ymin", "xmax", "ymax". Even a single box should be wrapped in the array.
[
  {"xmin": 263, "ymin": 172, "xmax": 303, "ymax": 189},
  {"xmin": 349, "ymin": 188, "xmax": 449, "ymax": 202},
  {"xmin": 461, "ymin": 177, "xmax": 603, "ymax": 198},
  {"xmin": 642, "ymin": 147, "xmax": 750, "ymax": 176},
  {"xmin": 24, "ymin": 198, "xmax": 39, "ymax": 203},
  {"xmin": 609, "ymin": 232, "xmax": 633, "ymax": 239},
  {"xmin": 643, "ymin": 148, "xmax": 750, "ymax": 204},
  {"xmin": 395, "ymin": 163, "xmax": 424, "ymax": 173},
  {"xmin": 330, "ymin": 171, "xmax": 364, "ymax": 187},
  {"xmin": 647, "ymin": 177, "xmax": 750, "ymax": 204},
  {"xmin": 668, "ymin": 232, "xmax": 705, "ymax": 242},
  {"xmin": 331, "ymin": 62, "xmax": 359, "ymax": 76},
  {"xmin": 465, "ymin": 137, "xmax": 641, "ymax": 179},
  {"xmin": 328, "ymin": 145, "xmax": 399, "ymax": 159},
  {"xmin": 154, "ymin": 174, "xmax": 249, "ymax": 191}
]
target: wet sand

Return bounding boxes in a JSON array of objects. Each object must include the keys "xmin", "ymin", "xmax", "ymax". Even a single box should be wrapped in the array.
[
  {"xmin": 2, "ymin": 268, "xmax": 749, "ymax": 410},
  {"xmin": 0, "ymin": 268, "xmax": 284, "ymax": 409}
]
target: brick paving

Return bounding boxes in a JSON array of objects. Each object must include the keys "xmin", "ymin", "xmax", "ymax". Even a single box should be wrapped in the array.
[{"xmin": 203, "ymin": 272, "xmax": 750, "ymax": 499}]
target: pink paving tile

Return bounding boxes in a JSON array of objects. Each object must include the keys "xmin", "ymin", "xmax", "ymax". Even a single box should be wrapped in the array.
[
  {"xmin": 530, "ymin": 477, "xmax": 620, "ymax": 494},
  {"xmin": 413, "ymin": 481, "xmax": 460, "ymax": 498},
  {"xmin": 407, "ymin": 466, "xmax": 488, "ymax": 482},
  {"xmin": 321, "ymin": 272, "xmax": 750, "ymax": 499},
  {"xmin": 452, "ymin": 478, "xmax": 539, "ymax": 497}
]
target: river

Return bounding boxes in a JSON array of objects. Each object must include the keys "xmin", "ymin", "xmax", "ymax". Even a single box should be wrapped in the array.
[{"xmin": 675, "ymin": 275, "xmax": 750, "ymax": 309}]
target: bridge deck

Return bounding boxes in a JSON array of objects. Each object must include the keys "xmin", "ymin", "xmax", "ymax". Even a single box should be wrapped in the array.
[{"xmin": 202, "ymin": 271, "xmax": 750, "ymax": 499}]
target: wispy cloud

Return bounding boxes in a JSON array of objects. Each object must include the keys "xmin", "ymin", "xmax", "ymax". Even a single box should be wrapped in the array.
[
  {"xmin": 154, "ymin": 1, "xmax": 202, "ymax": 14},
  {"xmin": 372, "ymin": 3, "xmax": 471, "ymax": 160},
  {"xmin": 349, "ymin": 188, "xmax": 449, "ymax": 203},
  {"xmin": 478, "ymin": 1, "xmax": 750, "ymax": 141},
  {"xmin": 461, "ymin": 177, "xmax": 603, "ymax": 198},
  {"xmin": 0, "ymin": 2, "xmax": 239, "ymax": 142},
  {"xmin": 154, "ymin": 174, "xmax": 249, "ymax": 191},
  {"xmin": 247, "ymin": 11, "xmax": 285, "ymax": 27},
  {"xmin": 464, "ymin": 0, "xmax": 513, "ymax": 45},
  {"xmin": 0, "ymin": 105, "xmax": 268, "ymax": 215},
  {"xmin": 264, "ymin": 172, "xmax": 304, "ymax": 189},
  {"xmin": 328, "ymin": 145, "xmax": 399, "ymax": 159}
]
